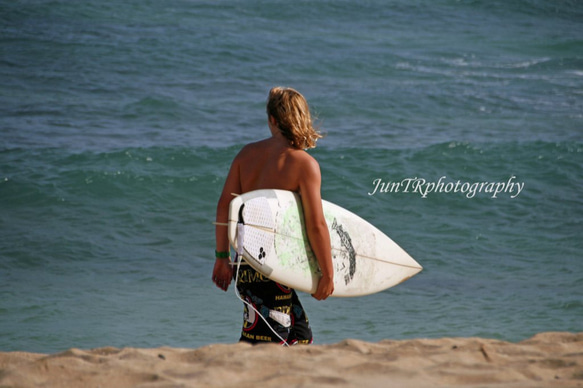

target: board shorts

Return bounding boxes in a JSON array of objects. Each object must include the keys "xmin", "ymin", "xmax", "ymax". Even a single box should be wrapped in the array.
[{"xmin": 234, "ymin": 260, "xmax": 313, "ymax": 345}]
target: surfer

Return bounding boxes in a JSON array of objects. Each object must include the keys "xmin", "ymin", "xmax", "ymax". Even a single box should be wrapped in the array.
[{"xmin": 213, "ymin": 87, "xmax": 334, "ymax": 344}]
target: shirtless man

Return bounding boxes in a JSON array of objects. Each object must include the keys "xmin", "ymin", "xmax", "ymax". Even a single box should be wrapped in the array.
[{"xmin": 212, "ymin": 87, "xmax": 334, "ymax": 344}]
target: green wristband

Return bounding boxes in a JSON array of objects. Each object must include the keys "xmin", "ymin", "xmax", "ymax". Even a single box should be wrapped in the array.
[{"xmin": 215, "ymin": 250, "xmax": 230, "ymax": 259}]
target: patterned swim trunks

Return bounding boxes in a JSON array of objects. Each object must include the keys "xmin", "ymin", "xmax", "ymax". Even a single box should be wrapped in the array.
[{"xmin": 235, "ymin": 264, "xmax": 313, "ymax": 345}]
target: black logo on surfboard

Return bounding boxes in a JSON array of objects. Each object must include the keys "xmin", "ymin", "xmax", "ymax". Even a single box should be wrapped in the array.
[{"xmin": 332, "ymin": 219, "xmax": 356, "ymax": 285}]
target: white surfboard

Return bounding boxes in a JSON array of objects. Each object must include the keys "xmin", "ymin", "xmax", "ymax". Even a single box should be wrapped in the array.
[{"xmin": 228, "ymin": 189, "xmax": 422, "ymax": 297}]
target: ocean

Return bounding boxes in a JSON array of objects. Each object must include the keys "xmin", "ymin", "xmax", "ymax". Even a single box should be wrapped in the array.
[{"xmin": 1, "ymin": 0, "xmax": 581, "ymax": 353}]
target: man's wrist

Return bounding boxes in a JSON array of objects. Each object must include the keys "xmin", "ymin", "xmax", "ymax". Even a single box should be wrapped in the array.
[{"xmin": 215, "ymin": 250, "xmax": 231, "ymax": 259}]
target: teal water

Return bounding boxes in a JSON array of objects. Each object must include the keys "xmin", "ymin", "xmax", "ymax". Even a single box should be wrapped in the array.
[{"xmin": 1, "ymin": 0, "xmax": 582, "ymax": 353}]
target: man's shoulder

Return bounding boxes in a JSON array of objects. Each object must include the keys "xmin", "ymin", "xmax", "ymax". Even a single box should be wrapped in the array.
[
  {"xmin": 235, "ymin": 139, "xmax": 268, "ymax": 160},
  {"xmin": 291, "ymin": 148, "xmax": 318, "ymax": 164}
]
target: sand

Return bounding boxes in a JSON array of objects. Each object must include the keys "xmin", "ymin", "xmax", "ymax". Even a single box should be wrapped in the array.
[{"xmin": 1, "ymin": 332, "xmax": 581, "ymax": 387}]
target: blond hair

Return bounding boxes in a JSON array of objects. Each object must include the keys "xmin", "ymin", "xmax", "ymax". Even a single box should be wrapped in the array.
[{"xmin": 266, "ymin": 87, "xmax": 322, "ymax": 149}]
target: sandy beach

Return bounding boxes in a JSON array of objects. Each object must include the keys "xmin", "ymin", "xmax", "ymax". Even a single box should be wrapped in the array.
[{"xmin": 1, "ymin": 332, "xmax": 581, "ymax": 387}]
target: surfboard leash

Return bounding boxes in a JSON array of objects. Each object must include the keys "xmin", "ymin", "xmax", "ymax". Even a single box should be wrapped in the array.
[{"xmin": 232, "ymin": 217, "xmax": 291, "ymax": 347}]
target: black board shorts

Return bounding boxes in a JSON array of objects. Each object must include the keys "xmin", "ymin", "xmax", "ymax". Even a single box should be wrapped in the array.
[{"xmin": 234, "ymin": 263, "xmax": 313, "ymax": 345}]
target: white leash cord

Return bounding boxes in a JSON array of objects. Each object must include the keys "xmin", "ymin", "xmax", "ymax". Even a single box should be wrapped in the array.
[{"xmin": 233, "ymin": 223, "xmax": 290, "ymax": 347}]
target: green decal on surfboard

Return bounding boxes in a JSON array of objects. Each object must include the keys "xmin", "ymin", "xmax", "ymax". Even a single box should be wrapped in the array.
[{"xmin": 275, "ymin": 201, "xmax": 320, "ymax": 275}]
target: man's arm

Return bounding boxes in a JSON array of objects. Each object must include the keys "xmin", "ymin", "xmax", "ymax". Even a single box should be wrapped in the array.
[
  {"xmin": 298, "ymin": 156, "xmax": 334, "ymax": 300},
  {"xmin": 212, "ymin": 154, "xmax": 242, "ymax": 291}
]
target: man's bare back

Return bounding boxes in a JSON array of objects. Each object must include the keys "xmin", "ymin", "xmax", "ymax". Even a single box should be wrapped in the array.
[{"xmin": 236, "ymin": 137, "xmax": 319, "ymax": 194}]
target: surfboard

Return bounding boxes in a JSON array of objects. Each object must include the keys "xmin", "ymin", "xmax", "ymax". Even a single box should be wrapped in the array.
[{"xmin": 228, "ymin": 189, "xmax": 422, "ymax": 297}]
